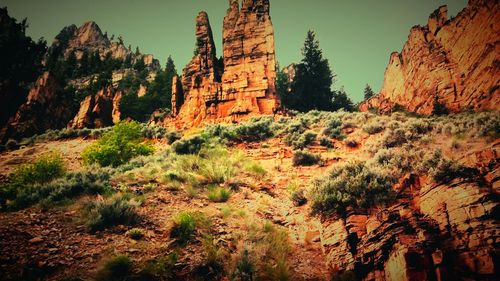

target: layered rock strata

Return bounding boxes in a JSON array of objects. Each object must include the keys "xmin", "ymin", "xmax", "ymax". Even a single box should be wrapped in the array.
[
  {"xmin": 360, "ymin": 0, "xmax": 500, "ymax": 114},
  {"xmin": 173, "ymin": 0, "xmax": 279, "ymax": 127},
  {"xmin": 68, "ymin": 87, "xmax": 122, "ymax": 129}
]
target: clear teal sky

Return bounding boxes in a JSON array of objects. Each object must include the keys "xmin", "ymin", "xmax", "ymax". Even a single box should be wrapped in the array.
[{"xmin": 1, "ymin": 0, "xmax": 467, "ymax": 102}]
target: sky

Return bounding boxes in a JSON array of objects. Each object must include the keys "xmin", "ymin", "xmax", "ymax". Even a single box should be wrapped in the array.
[{"xmin": 1, "ymin": 0, "xmax": 467, "ymax": 102}]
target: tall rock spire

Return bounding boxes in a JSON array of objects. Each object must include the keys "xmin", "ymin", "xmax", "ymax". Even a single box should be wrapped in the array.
[{"xmin": 173, "ymin": 0, "xmax": 279, "ymax": 127}]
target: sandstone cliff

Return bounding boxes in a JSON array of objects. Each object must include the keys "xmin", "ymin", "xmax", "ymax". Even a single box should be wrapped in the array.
[
  {"xmin": 319, "ymin": 141, "xmax": 499, "ymax": 280},
  {"xmin": 173, "ymin": 0, "xmax": 279, "ymax": 127},
  {"xmin": 0, "ymin": 72, "xmax": 74, "ymax": 141},
  {"xmin": 360, "ymin": 0, "xmax": 500, "ymax": 114},
  {"xmin": 68, "ymin": 87, "xmax": 122, "ymax": 129}
]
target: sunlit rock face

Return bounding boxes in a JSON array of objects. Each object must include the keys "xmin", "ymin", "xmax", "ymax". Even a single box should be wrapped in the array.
[
  {"xmin": 68, "ymin": 86, "xmax": 122, "ymax": 129},
  {"xmin": 360, "ymin": 0, "xmax": 500, "ymax": 114},
  {"xmin": 173, "ymin": 0, "xmax": 279, "ymax": 127}
]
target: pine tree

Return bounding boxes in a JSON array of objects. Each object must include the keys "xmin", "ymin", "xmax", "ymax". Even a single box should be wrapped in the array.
[
  {"xmin": 290, "ymin": 30, "xmax": 335, "ymax": 112},
  {"xmin": 276, "ymin": 62, "xmax": 291, "ymax": 106},
  {"xmin": 363, "ymin": 84, "xmax": 375, "ymax": 100},
  {"xmin": 331, "ymin": 87, "xmax": 355, "ymax": 112}
]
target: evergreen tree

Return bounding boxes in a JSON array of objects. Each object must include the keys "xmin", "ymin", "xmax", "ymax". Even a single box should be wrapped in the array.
[
  {"xmin": 276, "ymin": 63, "xmax": 291, "ymax": 105},
  {"xmin": 331, "ymin": 87, "xmax": 355, "ymax": 112},
  {"xmin": 64, "ymin": 51, "xmax": 78, "ymax": 79},
  {"xmin": 290, "ymin": 30, "xmax": 335, "ymax": 112},
  {"xmin": 363, "ymin": 84, "xmax": 375, "ymax": 100}
]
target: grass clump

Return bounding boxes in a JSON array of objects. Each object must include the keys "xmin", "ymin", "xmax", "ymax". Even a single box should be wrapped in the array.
[
  {"xmin": 96, "ymin": 255, "xmax": 133, "ymax": 281},
  {"xmin": 207, "ymin": 186, "xmax": 231, "ymax": 203},
  {"xmin": 171, "ymin": 135, "xmax": 205, "ymax": 155},
  {"xmin": 82, "ymin": 121, "xmax": 154, "ymax": 167},
  {"xmin": 232, "ymin": 248, "xmax": 254, "ymax": 281},
  {"xmin": 292, "ymin": 151, "xmax": 321, "ymax": 166},
  {"xmin": 309, "ymin": 162, "xmax": 396, "ymax": 216},
  {"xmin": 170, "ymin": 211, "xmax": 210, "ymax": 245},
  {"xmin": 126, "ymin": 228, "xmax": 145, "ymax": 240},
  {"xmin": 138, "ymin": 252, "xmax": 179, "ymax": 280},
  {"xmin": 86, "ymin": 193, "xmax": 141, "ymax": 233}
]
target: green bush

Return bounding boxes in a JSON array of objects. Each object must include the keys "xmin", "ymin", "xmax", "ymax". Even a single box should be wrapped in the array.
[
  {"xmin": 86, "ymin": 193, "xmax": 140, "ymax": 233},
  {"xmin": 285, "ymin": 130, "xmax": 317, "ymax": 149},
  {"xmin": 96, "ymin": 255, "xmax": 133, "ymax": 281},
  {"xmin": 10, "ymin": 153, "xmax": 66, "ymax": 185},
  {"xmin": 207, "ymin": 186, "xmax": 231, "ymax": 203},
  {"xmin": 323, "ymin": 117, "xmax": 345, "ymax": 140},
  {"xmin": 430, "ymin": 158, "xmax": 478, "ymax": 184},
  {"xmin": 82, "ymin": 121, "xmax": 154, "ymax": 167},
  {"xmin": 309, "ymin": 162, "xmax": 396, "ymax": 216},
  {"xmin": 319, "ymin": 136, "xmax": 333, "ymax": 148},
  {"xmin": 292, "ymin": 151, "xmax": 321, "ymax": 166},
  {"xmin": 204, "ymin": 117, "xmax": 275, "ymax": 143},
  {"xmin": 172, "ymin": 135, "xmax": 205, "ymax": 155},
  {"xmin": 362, "ymin": 122, "xmax": 385, "ymax": 134}
]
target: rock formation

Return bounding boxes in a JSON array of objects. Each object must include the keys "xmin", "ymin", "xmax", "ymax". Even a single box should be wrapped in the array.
[
  {"xmin": 68, "ymin": 87, "xmax": 122, "ymax": 129},
  {"xmin": 319, "ymin": 141, "xmax": 499, "ymax": 280},
  {"xmin": 360, "ymin": 0, "xmax": 500, "ymax": 114},
  {"xmin": 0, "ymin": 72, "xmax": 74, "ymax": 141},
  {"xmin": 173, "ymin": 0, "xmax": 279, "ymax": 127}
]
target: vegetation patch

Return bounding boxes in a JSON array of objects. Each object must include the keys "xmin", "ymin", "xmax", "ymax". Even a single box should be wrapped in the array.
[
  {"xmin": 86, "ymin": 193, "xmax": 141, "ymax": 233},
  {"xmin": 309, "ymin": 162, "xmax": 396, "ymax": 216},
  {"xmin": 82, "ymin": 121, "xmax": 154, "ymax": 167},
  {"xmin": 292, "ymin": 151, "xmax": 321, "ymax": 166}
]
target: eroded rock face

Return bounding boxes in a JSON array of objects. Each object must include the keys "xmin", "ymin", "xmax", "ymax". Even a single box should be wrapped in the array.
[
  {"xmin": 173, "ymin": 0, "xmax": 279, "ymax": 127},
  {"xmin": 319, "ymin": 140, "xmax": 499, "ymax": 280},
  {"xmin": 0, "ymin": 72, "xmax": 74, "ymax": 141},
  {"xmin": 68, "ymin": 87, "xmax": 122, "ymax": 129},
  {"xmin": 360, "ymin": 0, "xmax": 500, "ymax": 114}
]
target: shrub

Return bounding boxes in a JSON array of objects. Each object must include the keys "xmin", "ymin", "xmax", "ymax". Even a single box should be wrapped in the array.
[
  {"xmin": 96, "ymin": 255, "xmax": 133, "ymax": 281},
  {"xmin": 207, "ymin": 186, "xmax": 231, "ymax": 203},
  {"xmin": 362, "ymin": 122, "xmax": 385, "ymax": 134},
  {"xmin": 233, "ymin": 117, "xmax": 275, "ymax": 142},
  {"xmin": 331, "ymin": 270, "xmax": 358, "ymax": 281},
  {"xmin": 429, "ymin": 158, "xmax": 478, "ymax": 184},
  {"xmin": 172, "ymin": 135, "xmax": 205, "ymax": 155},
  {"xmin": 344, "ymin": 138, "xmax": 358, "ymax": 148},
  {"xmin": 292, "ymin": 151, "xmax": 321, "ymax": 166},
  {"xmin": 82, "ymin": 121, "xmax": 154, "ymax": 167},
  {"xmin": 127, "ymin": 228, "xmax": 145, "ymax": 240},
  {"xmin": 86, "ymin": 193, "xmax": 141, "ymax": 233},
  {"xmin": 285, "ymin": 130, "xmax": 317, "ymax": 149},
  {"xmin": 381, "ymin": 128, "xmax": 408, "ymax": 148},
  {"xmin": 10, "ymin": 168, "xmax": 111, "ymax": 210},
  {"xmin": 291, "ymin": 189, "xmax": 307, "ymax": 206},
  {"xmin": 323, "ymin": 116, "xmax": 345, "ymax": 140},
  {"xmin": 10, "ymin": 153, "xmax": 65, "ymax": 185},
  {"xmin": 319, "ymin": 136, "xmax": 333, "ymax": 148},
  {"xmin": 5, "ymin": 139, "xmax": 18, "ymax": 150},
  {"xmin": 205, "ymin": 117, "xmax": 275, "ymax": 143},
  {"xmin": 309, "ymin": 162, "xmax": 396, "ymax": 216}
]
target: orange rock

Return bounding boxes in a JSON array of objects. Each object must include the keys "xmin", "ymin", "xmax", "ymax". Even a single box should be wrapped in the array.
[
  {"xmin": 172, "ymin": 0, "xmax": 280, "ymax": 127},
  {"xmin": 360, "ymin": 0, "xmax": 500, "ymax": 114}
]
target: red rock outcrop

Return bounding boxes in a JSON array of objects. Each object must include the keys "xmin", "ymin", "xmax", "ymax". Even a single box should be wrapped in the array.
[
  {"xmin": 360, "ymin": 0, "xmax": 500, "ymax": 114},
  {"xmin": 0, "ymin": 72, "xmax": 74, "ymax": 141},
  {"xmin": 68, "ymin": 87, "xmax": 122, "ymax": 129},
  {"xmin": 172, "ymin": 0, "xmax": 279, "ymax": 127},
  {"xmin": 319, "ymin": 142, "xmax": 499, "ymax": 280}
]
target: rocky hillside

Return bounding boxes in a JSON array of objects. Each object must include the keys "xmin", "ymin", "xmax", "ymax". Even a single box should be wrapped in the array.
[
  {"xmin": 360, "ymin": 0, "xmax": 499, "ymax": 114},
  {"xmin": 1, "ymin": 20, "xmax": 166, "ymax": 142},
  {"xmin": 172, "ymin": 0, "xmax": 279, "ymax": 128},
  {"xmin": 0, "ymin": 110, "xmax": 498, "ymax": 280}
]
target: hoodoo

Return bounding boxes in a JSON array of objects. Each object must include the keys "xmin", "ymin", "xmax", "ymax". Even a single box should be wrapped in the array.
[{"xmin": 173, "ymin": 0, "xmax": 279, "ymax": 127}]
